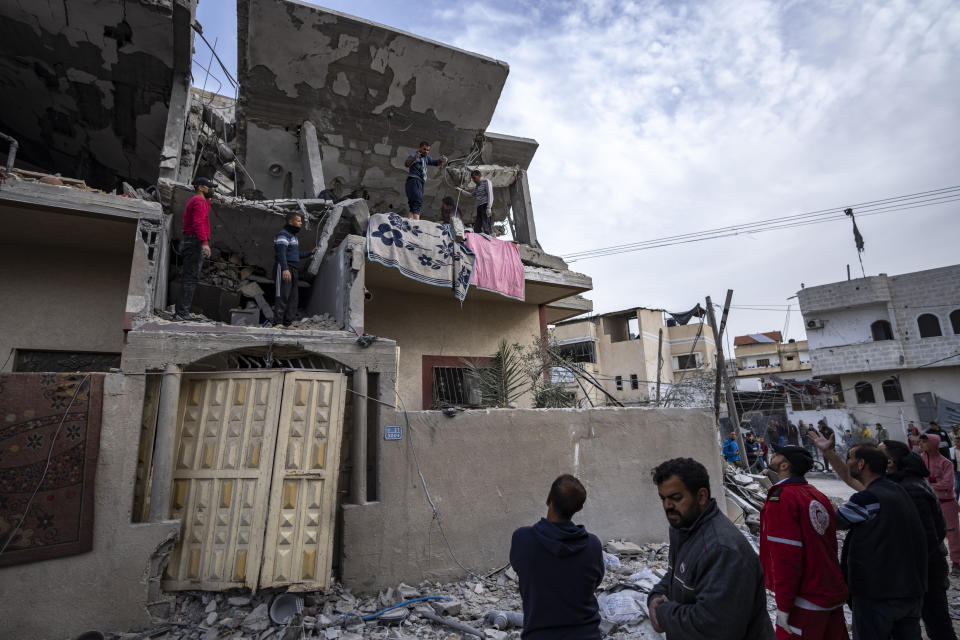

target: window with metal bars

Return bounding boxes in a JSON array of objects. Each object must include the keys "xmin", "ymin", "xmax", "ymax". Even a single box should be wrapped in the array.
[{"xmin": 431, "ymin": 366, "xmax": 482, "ymax": 408}]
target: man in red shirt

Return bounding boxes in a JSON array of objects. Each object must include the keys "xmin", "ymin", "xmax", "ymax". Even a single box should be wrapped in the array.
[
  {"xmin": 175, "ymin": 177, "xmax": 215, "ymax": 320},
  {"xmin": 760, "ymin": 445, "xmax": 849, "ymax": 640}
]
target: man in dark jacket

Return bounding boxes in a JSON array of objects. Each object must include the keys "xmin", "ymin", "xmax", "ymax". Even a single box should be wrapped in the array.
[
  {"xmin": 648, "ymin": 458, "xmax": 774, "ymax": 639},
  {"xmin": 882, "ymin": 440, "xmax": 956, "ymax": 640},
  {"xmin": 813, "ymin": 439, "xmax": 927, "ymax": 639},
  {"xmin": 272, "ymin": 212, "xmax": 315, "ymax": 328},
  {"xmin": 509, "ymin": 474, "xmax": 604, "ymax": 640}
]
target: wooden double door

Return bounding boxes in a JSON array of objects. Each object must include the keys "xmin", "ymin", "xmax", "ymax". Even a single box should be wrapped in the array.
[{"xmin": 162, "ymin": 371, "xmax": 345, "ymax": 591}]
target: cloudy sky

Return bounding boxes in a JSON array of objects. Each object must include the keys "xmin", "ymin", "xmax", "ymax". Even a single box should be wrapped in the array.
[{"xmin": 194, "ymin": 0, "xmax": 960, "ymax": 345}]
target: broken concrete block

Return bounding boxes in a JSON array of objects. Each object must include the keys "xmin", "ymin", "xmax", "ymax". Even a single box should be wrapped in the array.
[
  {"xmin": 473, "ymin": 582, "xmax": 485, "ymax": 594},
  {"xmin": 205, "ymin": 611, "xmax": 217, "ymax": 626},
  {"xmin": 227, "ymin": 596, "xmax": 251, "ymax": 607},
  {"xmin": 605, "ymin": 540, "xmax": 643, "ymax": 556},
  {"xmin": 242, "ymin": 603, "xmax": 272, "ymax": 634},
  {"xmin": 483, "ymin": 630, "xmax": 507, "ymax": 640},
  {"xmin": 505, "ymin": 567, "xmax": 518, "ymax": 582},
  {"xmin": 429, "ymin": 599, "xmax": 462, "ymax": 617},
  {"xmin": 397, "ymin": 583, "xmax": 420, "ymax": 600},
  {"xmin": 205, "ymin": 600, "xmax": 218, "ymax": 613}
]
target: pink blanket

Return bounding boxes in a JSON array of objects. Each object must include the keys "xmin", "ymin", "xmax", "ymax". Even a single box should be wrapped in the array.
[{"xmin": 463, "ymin": 233, "xmax": 525, "ymax": 301}]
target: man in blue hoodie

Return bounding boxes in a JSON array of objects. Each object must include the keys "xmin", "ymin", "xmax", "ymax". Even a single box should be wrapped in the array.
[{"xmin": 509, "ymin": 474, "xmax": 604, "ymax": 640}]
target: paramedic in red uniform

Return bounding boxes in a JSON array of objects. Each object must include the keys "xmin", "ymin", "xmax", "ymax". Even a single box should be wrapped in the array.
[{"xmin": 760, "ymin": 446, "xmax": 849, "ymax": 640}]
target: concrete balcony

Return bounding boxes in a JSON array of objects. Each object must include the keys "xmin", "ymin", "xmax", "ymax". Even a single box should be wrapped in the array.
[
  {"xmin": 810, "ymin": 339, "xmax": 904, "ymax": 376},
  {"xmin": 799, "ymin": 275, "xmax": 891, "ymax": 313}
]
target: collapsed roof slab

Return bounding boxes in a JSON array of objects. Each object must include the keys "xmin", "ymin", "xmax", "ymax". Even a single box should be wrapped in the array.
[
  {"xmin": 237, "ymin": 0, "xmax": 509, "ymax": 215},
  {"xmin": 0, "ymin": 0, "xmax": 195, "ymax": 190}
]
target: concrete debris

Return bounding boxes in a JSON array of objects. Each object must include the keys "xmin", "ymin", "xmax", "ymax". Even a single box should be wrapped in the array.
[
  {"xmin": 604, "ymin": 540, "xmax": 644, "ymax": 556},
  {"xmin": 294, "ymin": 313, "xmax": 339, "ymax": 331}
]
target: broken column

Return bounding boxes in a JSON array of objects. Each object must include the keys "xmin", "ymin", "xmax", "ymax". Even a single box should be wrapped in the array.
[
  {"xmin": 299, "ymin": 120, "xmax": 326, "ymax": 198},
  {"xmin": 509, "ymin": 169, "xmax": 540, "ymax": 248},
  {"xmin": 350, "ymin": 367, "xmax": 368, "ymax": 505}
]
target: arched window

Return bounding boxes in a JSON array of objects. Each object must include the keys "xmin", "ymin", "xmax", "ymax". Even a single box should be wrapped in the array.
[
  {"xmin": 854, "ymin": 381, "xmax": 875, "ymax": 404},
  {"xmin": 871, "ymin": 320, "xmax": 893, "ymax": 341},
  {"xmin": 881, "ymin": 377, "xmax": 903, "ymax": 402},
  {"xmin": 951, "ymin": 309, "xmax": 960, "ymax": 335},
  {"xmin": 918, "ymin": 314, "xmax": 942, "ymax": 338}
]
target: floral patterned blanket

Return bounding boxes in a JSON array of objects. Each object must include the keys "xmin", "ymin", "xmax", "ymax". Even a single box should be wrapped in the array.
[
  {"xmin": 0, "ymin": 373, "xmax": 102, "ymax": 567},
  {"xmin": 366, "ymin": 212, "xmax": 475, "ymax": 301}
]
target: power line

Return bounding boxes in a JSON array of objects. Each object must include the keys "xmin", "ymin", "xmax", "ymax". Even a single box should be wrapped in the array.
[{"xmin": 562, "ymin": 186, "xmax": 960, "ymax": 262}]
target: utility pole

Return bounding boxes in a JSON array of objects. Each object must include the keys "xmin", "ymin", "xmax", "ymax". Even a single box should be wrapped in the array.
[
  {"xmin": 712, "ymin": 291, "xmax": 733, "ymax": 421},
  {"xmin": 655, "ymin": 327, "xmax": 663, "ymax": 405},
  {"xmin": 707, "ymin": 292, "xmax": 746, "ymax": 470}
]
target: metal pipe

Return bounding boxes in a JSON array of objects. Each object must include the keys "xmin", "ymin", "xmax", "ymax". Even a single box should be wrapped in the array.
[
  {"xmin": 0, "ymin": 131, "xmax": 18, "ymax": 171},
  {"xmin": 418, "ymin": 608, "xmax": 484, "ymax": 639},
  {"xmin": 149, "ymin": 363, "xmax": 183, "ymax": 522}
]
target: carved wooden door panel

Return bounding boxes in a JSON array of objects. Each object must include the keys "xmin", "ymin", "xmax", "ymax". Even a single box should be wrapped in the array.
[
  {"xmin": 259, "ymin": 372, "xmax": 346, "ymax": 589},
  {"xmin": 163, "ymin": 372, "xmax": 283, "ymax": 591}
]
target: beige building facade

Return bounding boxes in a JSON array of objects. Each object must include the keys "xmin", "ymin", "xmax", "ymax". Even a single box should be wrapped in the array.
[
  {"xmin": 552, "ymin": 307, "xmax": 717, "ymax": 407},
  {"xmin": 732, "ymin": 331, "xmax": 812, "ymax": 391}
]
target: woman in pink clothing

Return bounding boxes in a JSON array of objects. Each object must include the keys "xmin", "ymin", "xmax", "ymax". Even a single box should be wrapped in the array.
[{"xmin": 921, "ymin": 433, "xmax": 960, "ymax": 574}]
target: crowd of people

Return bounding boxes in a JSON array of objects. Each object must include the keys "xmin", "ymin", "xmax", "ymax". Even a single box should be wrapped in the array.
[{"xmin": 511, "ymin": 426, "xmax": 960, "ymax": 639}]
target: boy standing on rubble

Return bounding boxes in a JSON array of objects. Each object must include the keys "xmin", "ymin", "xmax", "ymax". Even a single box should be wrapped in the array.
[
  {"xmin": 458, "ymin": 169, "xmax": 494, "ymax": 234},
  {"xmin": 404, "ymin": 141, "xmax": 445, "ymax": 220},
  {"xmin": 175, "ymin": 177, "xmax": 216, "ymax": 321}
]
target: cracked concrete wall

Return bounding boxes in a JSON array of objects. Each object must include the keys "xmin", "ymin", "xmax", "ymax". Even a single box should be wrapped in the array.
[
  {"xmin": 237, "ymin": 0, "xmax": 509, "ymax": 215},
  {"xmin": 0, "ymin": 373, "xmax": 181, "ymax": 639},
  {"xmin": 341, "ymin": 406, "xmax": 722, "ymax": 591},
  {"xmin": 0, "ymin": 0, "xmax": 195, "ymax": 189}
]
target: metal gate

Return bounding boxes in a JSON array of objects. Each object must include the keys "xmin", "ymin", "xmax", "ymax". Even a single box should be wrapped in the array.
[{"xmin": 162, "ymin": 371, "xmax": 345, "ymax": 591}]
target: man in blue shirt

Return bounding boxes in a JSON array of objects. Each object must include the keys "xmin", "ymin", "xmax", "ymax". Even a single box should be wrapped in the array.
[
  {"xmin": 722, "ymin": 431, "xmax": 740, "ymax": 464},
  {"xmin": 272, "ymin": 212, "xmax": 315, "ymax": 328},
  {"xmin": 404, "ymin": 141, "xmax": 446, "ymax": 219}
]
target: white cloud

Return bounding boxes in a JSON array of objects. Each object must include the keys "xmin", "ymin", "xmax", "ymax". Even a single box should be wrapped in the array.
[{"xmin": 431, "ymin": 0, "xmax": 960, "ymax": 339}]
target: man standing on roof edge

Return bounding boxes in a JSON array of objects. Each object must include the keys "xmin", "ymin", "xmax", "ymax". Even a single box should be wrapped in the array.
[
  {"xmin": 175, "ymin": 177, "xmax": 216, "ymax": 321},
  {"xmin": 404, "ymin": 141, "xmax": 445, "ymax": 220}
]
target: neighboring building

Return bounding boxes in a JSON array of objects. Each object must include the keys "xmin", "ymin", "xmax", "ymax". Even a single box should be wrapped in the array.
[
  {"xmin": 551, "ymin": 307, "xmax": 717, "ymax": 407},
  {"xmin": 798, "ymin": 265, "xmax": 960, "ymax": 429},
  {"xmin": 732, "ymin": 331, "xmax": 812, "ymax": 391}
]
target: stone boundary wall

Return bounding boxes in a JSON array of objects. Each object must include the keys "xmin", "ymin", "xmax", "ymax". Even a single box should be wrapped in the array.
[{"xmin": 341, "ymin": 406, "xmax": 721, "ymax": 591}]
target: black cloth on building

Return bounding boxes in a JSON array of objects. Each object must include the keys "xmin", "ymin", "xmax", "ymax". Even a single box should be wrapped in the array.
[
  {"xmin": 175, "ymin": 235, "xmax": 203, "ymax": 317},
  {"xmin": 666, "ymin": 303, "xmax": 706, "ymax": 326},
  {"xmin": 648, "ymin": 500, "xmax": 774, "ymax": 639},
  {"xmin": 273, "ymin": 264, "xmax": 299, "ymax": 326},
  {"xmin": 509, "ymin": 518, "xmax": 604, "ymax": 640}
]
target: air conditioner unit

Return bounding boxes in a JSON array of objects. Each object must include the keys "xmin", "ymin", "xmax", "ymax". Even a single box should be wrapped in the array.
[{"xmin": 806, "ymin": 319, "xmax": 824, "ymax": 330}]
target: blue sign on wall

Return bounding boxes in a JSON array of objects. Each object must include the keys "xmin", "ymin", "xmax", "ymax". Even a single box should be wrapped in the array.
[{"xmin": 384, "ymin": 425, "xmax": 403, "ymax": 441}]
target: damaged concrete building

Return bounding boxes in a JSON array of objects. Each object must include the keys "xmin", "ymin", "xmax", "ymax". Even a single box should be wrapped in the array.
[{"xmin": 0, "ymin": 2, "xmax": 720, "ymax": 638}]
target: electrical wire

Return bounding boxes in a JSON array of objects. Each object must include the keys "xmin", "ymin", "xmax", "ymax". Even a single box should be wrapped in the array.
[
  {"xmin": 562, "ymin": 186, "xmax": 960, "ymax": 262},
  {"xmin": 0, "ymin": 375, "xmax": 91, "ymax": 556}
]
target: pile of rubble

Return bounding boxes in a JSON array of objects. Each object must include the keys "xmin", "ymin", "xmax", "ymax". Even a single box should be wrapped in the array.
[{"xmin": 104, "ymin": 543, "xmax": 676, "ymax": 640}]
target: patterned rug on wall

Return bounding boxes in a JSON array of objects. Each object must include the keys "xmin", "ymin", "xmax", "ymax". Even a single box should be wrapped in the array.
[{"xmin": 0, "ymin": 373, "xmax": 103, "ymax": 567}]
